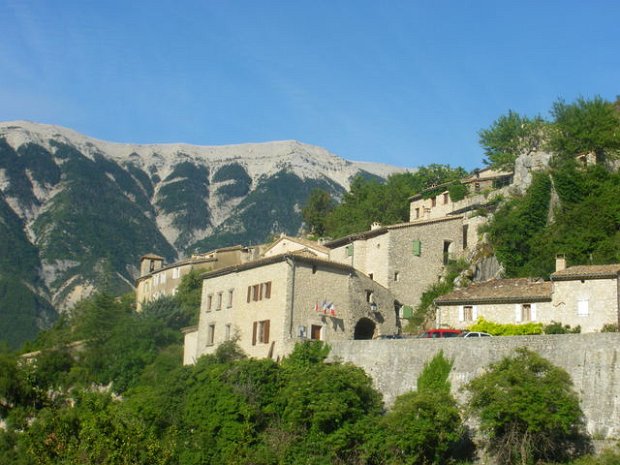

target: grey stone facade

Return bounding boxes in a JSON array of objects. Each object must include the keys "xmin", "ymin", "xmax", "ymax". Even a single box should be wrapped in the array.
[{"xmin": 328, "ymin": 333, "xmax": 620, "ymax": 439}]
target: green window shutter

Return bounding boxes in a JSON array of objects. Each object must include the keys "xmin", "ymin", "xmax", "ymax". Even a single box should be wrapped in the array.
[
  {"xmin": 345, "ymin": 245, "xmax": 353, "ymax": 257},
  {"xmin": 402, "ymin": 306, "xmax": 414, "ymax": 319},
  {"xmin": 412, "ymin": 240, "xmax": 422, "ymax": 256}
]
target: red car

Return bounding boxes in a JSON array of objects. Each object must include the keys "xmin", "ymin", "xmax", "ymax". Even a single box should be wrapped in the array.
[{"xmin": 416, "ymin": 329, "xmax": 463, "ymax": 338}]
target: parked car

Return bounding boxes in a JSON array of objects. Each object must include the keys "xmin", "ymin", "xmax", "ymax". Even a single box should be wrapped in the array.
[
  {"xmin": 459, "ymin": 331, "xmax": 493, "ymax": 338},
  {"xmin": 416, "ymin": 329, "xmax": 462, "ymax": 338}
]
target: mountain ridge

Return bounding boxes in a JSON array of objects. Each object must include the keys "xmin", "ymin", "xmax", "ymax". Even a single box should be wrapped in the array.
[{"xmin": 0, "ymin": 120, "xmax": 408, "ymax": 347}]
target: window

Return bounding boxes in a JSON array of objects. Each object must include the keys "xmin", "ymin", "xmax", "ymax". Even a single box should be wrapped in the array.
[
  {"xmin": 462, "ymin": 224, "xmax": 469, "ymax": 250},
  {"xmin": 312, "ymin": 265, "xmax": 317, "ymax": 274},
  {"xmin": 463, "ymin": 305, "xmax": 473, "ymax": 321},
  {"xmin": 521, "ymin": 304, "xmax": 532, "ymax": 322},
  {"xmin": 207, "ymin": 324, "xmax": 215, "ymax": 346},
  {"xmin": 227, "ymin": 289, "xmax": 233, "ymax": 308},
  {"xmin": 247, "ymin": 282, "xmax": 272, "ymax": 302},
  {"xmin": 443, "ymin": 192, "xmax": 449, "ymax": 204},
  {"xmin": 474, "ymin": 182, "xmax": 481, "ymax": 193},
  {"xmin": 216, "ymin": 292, "xmax": 223, "ymax": 310},
  {"xmin": 206, "ymin": 294, "xmax": 213, "ymax": 312},
  {"xmin": 345, "ymin": 245, "xmax": 354, "ymax": 257},
  {"xmin": 172, "ymin": 267, "xmax": 180, "ymax": 279},
  {"xmin": 394, "ymin": 271, "xmax": 400, "ymax": 282},
  {"xmin": 443, "ymin": 240, "xmax": 453, "ymax": 265},
  {"xmin": 369, "ymin": 273, "xmax": 374, "ymax": 280},
  {"xmin": 412, "ymin": 240, "xmax": 422, "ymax": 257},
  {"xmin": 366, "ymin": 290, "xmax": 375, "ymax": 303},
  {"xmin": 311, "ymin": 325, "xmax": 322, "ymax": 340},
  {"xmin": 431, "ymin": 197, "xmax": 437, "ymax": 207},
  {"xmin": 577, "ymin": 299, "xmax": 589, "ymax": 316},
  {"xmin": 415, "ymin": 207, "xmax": 420, "ymax": 218},
  {"xmin": 225, "ymin": 324, "xmax": 231, "ymax": 341},
  {"xmin": 252, "ymin": 320, "xmax": 270, "ymax": 345}
]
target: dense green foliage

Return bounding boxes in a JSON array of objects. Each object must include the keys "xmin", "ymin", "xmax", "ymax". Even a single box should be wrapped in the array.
[
  {"xmin": 0, "ymin": 291, "xmax": 599, "ymax": 465},
  {"xmin": 549, "ymin": 96, "xmax": 620, "ymax": 162},
  {"xmin": 479, "ymin": 110, "xmax": 547, "ymax": 170},
  {"xmin": 467, "ymin": 317, "xmax": 543, "ymax": 336},
  {"xmin": 486, "ymin": 162, "xmax": 620, "ymax": 278},
  {"xmin": 368, "ymin": 352, "xmax": 469, "ymax": 465},
  {"xmin": 323, "ymin": 165, "xmax": 466, "ymax": 238},
  {"xmin": 467, "ymin": 348, "xmax": 589, "ymax": 465},
  {"xmin": 302, "ymin": 189, "xmax": 336, "ymax": 236}
]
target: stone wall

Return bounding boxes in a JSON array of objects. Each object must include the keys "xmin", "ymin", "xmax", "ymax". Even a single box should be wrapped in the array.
[{"xmin": 328, "ymin": 333, "xmax": 620, "ymax": 438}]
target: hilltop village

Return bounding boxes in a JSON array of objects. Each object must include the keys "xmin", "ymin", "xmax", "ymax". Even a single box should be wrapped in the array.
[{"xmin": 135, "ymin": 164, "xmax": 620, "ymax": 363}]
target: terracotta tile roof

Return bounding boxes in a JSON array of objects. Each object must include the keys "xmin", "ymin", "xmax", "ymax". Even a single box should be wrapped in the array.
[
  {"xmin": 551, "ymin": 264, "xmax": 620, "ymax": 281},
  {"xmin": 435, "ymin": 278, "xmax": 553, "ymax": 305}
]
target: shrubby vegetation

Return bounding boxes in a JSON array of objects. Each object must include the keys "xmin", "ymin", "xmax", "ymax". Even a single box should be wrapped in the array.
[
  {"xmin": 307, "ymin": 164, "xmax": 467, "ymax": 238},
  {"xmin": 467, "ymin": 317, "xmax": 543, "ymax": 336},
  {"xmin": 467, "ymin": 348, "xmax": 590, "ymax": 465},
  {"xmin": 0, "ymin": 288, "xmax": 601, "ymax": 464}
]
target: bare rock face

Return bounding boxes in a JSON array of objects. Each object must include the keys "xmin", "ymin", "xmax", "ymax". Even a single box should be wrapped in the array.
[{"xmin": 511, "ymin": 150, "xmax": 553, "ymax": 195}]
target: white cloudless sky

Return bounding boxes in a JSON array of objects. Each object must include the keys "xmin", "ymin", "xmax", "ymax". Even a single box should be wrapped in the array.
[{"xmin": 1, "ymin": 0, "xmax": 618, "ymax": 170}]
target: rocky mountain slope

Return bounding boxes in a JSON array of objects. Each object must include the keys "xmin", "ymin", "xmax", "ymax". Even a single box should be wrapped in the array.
[{"xmin": 0, "ymin": 121, "xmax": 405, "ymax": 346}]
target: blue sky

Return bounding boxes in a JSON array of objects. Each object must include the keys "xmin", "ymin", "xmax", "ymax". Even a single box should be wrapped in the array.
[{"xmin": 1, "ymin": 1, "xmax": 618, "ymax": 170}]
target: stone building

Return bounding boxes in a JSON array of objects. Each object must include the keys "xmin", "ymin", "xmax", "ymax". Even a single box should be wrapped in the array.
[
  {"xmin": 324, "ymin": 216, "xmax": 476, "ymax": 318},
  {"xmin": 409, "ymin": 168, "xmax": 512, "ymax": 222},
  {"xmin": 135, "ymin": 245, "xmax": 259, "ymax": 310},
  {"xmin": 183, "ymin": 252, "xmax": 399, "ymax": 364},
  {"xmin": 435, "ymin": 257, "xmax": 620, "ymax": 333}
]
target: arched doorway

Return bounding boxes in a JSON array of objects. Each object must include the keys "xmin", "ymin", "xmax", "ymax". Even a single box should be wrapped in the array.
[{"xmin": 354, "ymin": 318, "xmax": 376, "ymax": 340}]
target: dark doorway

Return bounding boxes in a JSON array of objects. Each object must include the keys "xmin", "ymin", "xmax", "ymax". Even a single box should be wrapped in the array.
[{"xmin": 354, "ymin": 318, "xmax": 376, "ymax": 340}]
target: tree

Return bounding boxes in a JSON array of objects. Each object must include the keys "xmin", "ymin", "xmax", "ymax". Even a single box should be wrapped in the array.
[
  {"xmin": 550, "ymin": 96, "xmax": 620, "ymax": 162},
  {"xmin": 369, "ymin": 351, "xmax": 468, "ymax": 465},
  {"xmin": 479, "ymin": 110, "xmax": 547, "ymax": 170},
  {"xmin": 467, "ymin": 348, "xmax": 589, "ymax": 465},
  {"xmin": 302, "ymin": 189, "xmax": 335, "ymax": 237}
]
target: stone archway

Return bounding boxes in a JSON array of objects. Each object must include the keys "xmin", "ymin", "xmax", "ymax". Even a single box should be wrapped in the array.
[{"xmin": 354, "ymin": 318, "xmax": 376, "ymax": 340}]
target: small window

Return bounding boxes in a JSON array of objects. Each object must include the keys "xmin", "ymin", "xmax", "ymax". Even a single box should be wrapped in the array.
[
  {"xmin": 443, "ymin": 192, "xmax": 449, "ymax": 204},
  {"xmin": 369, "ymin": 273, "xmax": 374, "ymax": 280},
  {"xmin": 225, "ymin": 324, "xmax": 231, "ymax": 341},
  {"xmin": 263, "ymin": 281, "xmax": 272, "ymax": 299},
  {"xmin": 227, "ymin": 289, "xmax": 234, "ymax": 308},
  {"xmin": 521, "ymin": 304, "xmax": 532, "ymax": 322},
  {"xmin": 207, "ymin": 324, "xmax": 215, "ymax": 346},
  {"xmin": 577, "ymin": 299, "xmax": 589, "ymax": 316},
  {"xmin": 431, "ymin": 197, "xmax": 437, "ymax": 207},
  {"xmin": 311, "ymin": 325, "xmax": 322, "ymax": 340},
  {"xmin": 253, "ymin": 320, "xmax": 270, "ymax": 345},
  {"xmin": 415, "ymin": 207, "xmax": 420, "ymax": 218},
  {"xmin": 412, "ymin": 240, "xmax": 422, "ymax": 257},
  {"xmin": 312, "ymin": 265, "xmax": 317, "ymax": 274},
  {"xmin": 216, "ymin": 292, "xmax": 223, "ymax": 310},
  {"xmin": 172, "ymin": 267, "xmax": 180, "ymax": 279},
  {"xmin": 394, "ymin": 272, "xmax": 400, "ymax": 282},
  {"xmin": 463, "ymin": 305, "xmax": 473, "ymax": 321},
  {"xmin": 462, "ymin": 224, "xmax": 469, "ymax": 250},
  {"xmin": 366, "ymin": 290, "xmax": 375, "ymax": 303},
  {"xmin": 474, "ymin": 182, "xmax": 481, "ymax": 193},
  {"xmin": 206, "ymin": 294, "xmax": 213, "ymax": 312},
  {"xmin": 253, "ymin": 284, "xmax": 260, "ymax": 301},
  {"xmin": 345, "ymin": 245, "xmax": 354, "ymax": 257}
]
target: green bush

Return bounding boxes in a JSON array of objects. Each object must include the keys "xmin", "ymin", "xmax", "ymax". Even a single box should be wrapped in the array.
[
  {"xmin": 467, "ymin": 348, "xmax": 590, "ymax": 465},
  {"xmin": 468, "ymin": 317, "xmax": 543, "ymax": 336},
  {"xmin": 544, "ymin": 321, "xmax": 581, "ymax": 334}
]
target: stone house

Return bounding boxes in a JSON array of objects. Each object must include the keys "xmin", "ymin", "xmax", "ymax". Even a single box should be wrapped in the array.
[
  {"xmin": 135, "ymin": 245, "xmax": 259, "ymax": 310},
  {"xmin": 409, "ymin": 168, "xmax": 512, "ymax": 222},
  {"xmin": 324, "ymin": 216, "xmax": 478, "ymax": 319},
  {"xmin": 435, "ymin": 257, "xmax": 620, "ymax": 333},
  {"xmin": 263, "ymin": 234, "xmax": 330, "ymax": 260},
  {"xmin": 183, "ymin": 252, "xmax": 399, "ymax": 364}
]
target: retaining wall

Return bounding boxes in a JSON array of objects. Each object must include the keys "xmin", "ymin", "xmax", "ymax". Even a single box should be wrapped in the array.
[{"xmin": 328, "ymin": 333, "xmax": 620, "ymax": 438}]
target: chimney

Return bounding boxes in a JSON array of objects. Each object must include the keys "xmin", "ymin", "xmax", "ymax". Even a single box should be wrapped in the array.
[{"xmin": 555, "ymin": 254, "xmax": 566, "ymax": 272}]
